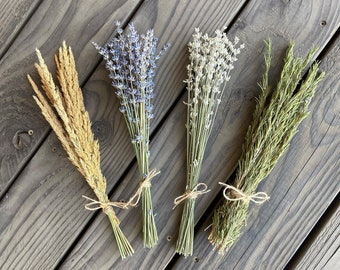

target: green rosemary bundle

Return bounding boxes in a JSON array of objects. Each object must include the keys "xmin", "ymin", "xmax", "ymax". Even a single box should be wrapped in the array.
[
  {"xmin": 94, "ymin": 22, "xmax": 169, "ymax": 248},
  {"xmin": 27, "ymin": 42, "xmax": 133, "ymax": 259},
  {"xmin": 174, "ymin": 28, "xmax": 244, "ymax": 257},
  {"xmin": 208, "ymin": 40, "xmax": 325, "ymax": 254}
]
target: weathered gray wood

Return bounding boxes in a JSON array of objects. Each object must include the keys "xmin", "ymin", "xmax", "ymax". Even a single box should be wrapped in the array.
[
  {"xmin": 173, "ymin": 38, "xmax": 340, "ymax": 269},
  {"xmin": 60, "ymin": 1, "xmax": 340, "ymax": 269},
  {"xmin": 0, "ymin": 0, "xmax": 142, "ymax": 197},
  {"xmin": 0, "ymin": 0, "xmax": 41, "ymax": 58},
  {"xmin": 0, "ymin": 0, "xmax": 247, "ymax": 268},
  {"xmin": 294, "ymin": 200, "xmax": 340, "ymax": 270},
  {"xmin": 0, "ymin": 78, "xmax": 133, "ymax": 269}
]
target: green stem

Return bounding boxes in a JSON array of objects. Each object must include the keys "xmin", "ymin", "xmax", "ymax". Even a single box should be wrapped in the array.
[
  {"xmin": 176, "ymin": 198, "xmax": 196, "ymax": 257},
  {"xmin": 142, "ymin": 186, "xmax": 158, "ymax": 248},
  {"xmin": 106, "ymin": 207, "xmax": 134, "ymax": 259}
]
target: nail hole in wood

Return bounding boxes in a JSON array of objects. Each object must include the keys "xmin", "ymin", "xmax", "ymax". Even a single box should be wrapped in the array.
[
  {"xmin": 120, "ymin": 199, "xmax": 125, "ymax": 203},
  {"xmin": 194, "ymin": 257, "xmax": 199, "ymax": 263},
  {"xmin": 28, "ymin": 130, "xmax": 34, "ymax": 136},
  {"xmin": 167, "ymin": 235, "xmax": 172, "ymax": 241},
  {"xmin": 52, "ymin": 147, "xmax": 57, "ymax": 152},
  {"xmin": 321, "ymin": 20, "xmax": 327, "ymax": 26}
]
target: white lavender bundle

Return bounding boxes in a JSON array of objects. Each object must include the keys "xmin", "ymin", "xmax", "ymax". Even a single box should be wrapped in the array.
[
  {"xmin": 208, "ymin": 40, "xmax": 325, "ymax": 254},
  {"xmin": 94, "ymin": 22, "xmax": 169, "ymax": 248},
  {"xmin": 174, "ymin": 28, "xmax": 244, "ymax": 257}
]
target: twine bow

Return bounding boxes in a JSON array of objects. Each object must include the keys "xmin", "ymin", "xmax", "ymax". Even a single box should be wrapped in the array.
[
  {"xmin": 83, "ymin": 169, "xmax": 160, "ymax": 213},
  {"xmin": 82, "ymin": 195, "xmax": 129, "ymax": 211},
  {"xmin": 173, "ymin": 183, "xmax": 210, "ymax": 209},
  {"xmin": 126, "ymin": 169, "xmax": 160, "ymax": 207},
  {"xmin": 219, "ymin": 182, "xmax": 270, "ymax": 204}
]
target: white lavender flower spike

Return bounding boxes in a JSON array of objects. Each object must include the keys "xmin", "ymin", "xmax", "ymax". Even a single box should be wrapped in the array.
[
  {"xmin": 174, "ymin": 28, "xmax": 244, "ymax": 257},
  {"xmin": 94, "ymin": 22, "xmax": 170, "ymax": 248}
]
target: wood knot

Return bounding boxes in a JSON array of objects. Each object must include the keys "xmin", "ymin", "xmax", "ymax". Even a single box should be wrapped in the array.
[
  {"xmin": 12, "ymin": 130, "xmax": 32, "ymax": 149},
  {"xmin": 92, "ymin": 120, "xmax": 111, "ymax": 142}
]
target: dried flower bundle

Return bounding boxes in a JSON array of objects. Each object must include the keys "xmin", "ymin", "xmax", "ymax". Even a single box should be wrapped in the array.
[
  {"xmin": 94, "ymin": 22, "xmax": 169, "ymax": 248},
  {"xmin": 27, "ymin": 42, "xmax": 133, "ymax": 259},
  {"xmin": 174, "ymin": 28, "xmax": 244, "ymax": 257},
  {"xmin": 208, "ymin": 40, "xmax": 325, "ymax": 254}
]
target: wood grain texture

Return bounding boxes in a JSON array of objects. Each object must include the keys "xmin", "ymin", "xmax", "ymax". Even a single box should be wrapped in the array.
[
  {"xmin": 0, "ymin": 0, "xmax": 142, "ymax": 197},
  {"xmin": 173, "ymin": 37, "xmax": 340, "ymax": 270},
  {"xmin": 0, "ymin": 0, "xmax": 41, "ymax": 58},
  {"xmin": 0, "ymin": 0, "xmax": 247, "ymax": 268},
  {"xmin": 60, "ymin": 1, "xmax": 340, "ymax": 269},
  {"xmin": 295, "ymin": 200, "xmax": 340, "ymax": 270}
]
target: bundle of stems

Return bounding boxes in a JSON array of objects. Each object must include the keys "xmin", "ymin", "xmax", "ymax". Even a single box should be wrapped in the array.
[
  {"xmin": 94, "ymin": 22, "xmax": 169, "ymax": 248},
  {"xmin": 27, "ymin": 42, "xmax": 134, "ymax": 259},
  {"xmin": 208, "ymin": 40, "xmax": 325, "ymax": 254},
  {"xmin": 175, "ymin": 28, "xmax": 244, "ymax": 257}
]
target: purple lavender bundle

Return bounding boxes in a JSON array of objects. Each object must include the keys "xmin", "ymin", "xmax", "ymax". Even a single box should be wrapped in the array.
[{"xmin": 94, "ymin": 22, "xmax": 169, "ymax": 247}]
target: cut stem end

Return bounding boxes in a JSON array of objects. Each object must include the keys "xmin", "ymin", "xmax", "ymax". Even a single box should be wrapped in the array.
[
  {"xmin": 176, "ymin": 198, "xmax": 196, "ymax": 257},
  {"xmin": 106, "ymin": 207, "xmax": 134, "ymax": 259},
  {"xmin": 142, "ymin": 187, "xmax": 158, "ymax": 248}
]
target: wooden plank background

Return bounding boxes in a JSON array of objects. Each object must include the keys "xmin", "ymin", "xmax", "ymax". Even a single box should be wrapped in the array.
[
  {"xmin": 294, "ymin": 196, "xmax": 340, "ymax": 270},
  {"xmin": 0, "ymin": 0, "xmax": 339, "ymax": 269},
  {"xmin": 0, "ymin": 0, "xmax": 142, "ymax": 196}
]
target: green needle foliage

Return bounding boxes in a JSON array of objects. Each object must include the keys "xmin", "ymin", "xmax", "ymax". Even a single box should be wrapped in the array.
[{"xmin": 208, "ymin": 40, "xmax": 325, "ymax": 254}]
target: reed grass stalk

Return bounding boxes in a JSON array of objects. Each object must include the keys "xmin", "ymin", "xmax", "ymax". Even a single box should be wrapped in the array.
[{"xmin": 27, "ymin": 42, "xmax": 133, "ymax": 259}]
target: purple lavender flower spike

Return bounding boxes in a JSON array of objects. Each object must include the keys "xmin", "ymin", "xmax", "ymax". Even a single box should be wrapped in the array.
[{"xmin": 94, "ymin": 22, "xmax": 170, "ymax": 248}]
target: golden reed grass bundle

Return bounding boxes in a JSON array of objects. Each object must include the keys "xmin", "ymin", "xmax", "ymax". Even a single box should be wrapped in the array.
[{"xmin": 27, "ymin": 41, "xmax": 133, "ymax": 259}]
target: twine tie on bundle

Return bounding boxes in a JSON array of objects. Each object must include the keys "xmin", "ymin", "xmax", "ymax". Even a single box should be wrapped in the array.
[
  {"xmin": 127, "ymin": 169, "xmax": 160, "ymax": 207},
  {"xmin": 83, "ymin": 169, "xmax": 160, "ymax": 213},
  {"xmin": 218, "ymin": 182, "xmax": 270, "ymax": 204},
  {"xmin": 173, "ymin": 183, "xmax": 210, "ymax": 209},
  {"xmin": 82, "ymin": 195, "xmax": 129, "ymax": 211}
]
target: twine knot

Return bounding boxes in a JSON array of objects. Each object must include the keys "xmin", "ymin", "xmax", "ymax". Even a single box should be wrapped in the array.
[
  {"xmin": 82, "ymin": 169, "xmax": 160, "ymax": 215},
  {"xmin": 173, "ymin": 183, "xmax": 210, "ymax": 209},
  {"xmin": 219, "ymin": 182, "xmax": 270, "ymax": 204},
  {"xmin": 126, "ymin": 169, "xmax": 160, "ymax": 207},
  {"xmin": 82, "ymin": 195, "xmax": 129, "ymax": 211}
]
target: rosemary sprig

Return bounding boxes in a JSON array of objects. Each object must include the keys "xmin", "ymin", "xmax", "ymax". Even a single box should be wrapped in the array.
[
  {"xmin": 27, "ymin": 42, "xmax": 134, "ymax": 259},
  {"xmin": 208, "ymin": 40, "xmax": 325, "ymax": 254},
  {"xmin": 94, "ymin": 22, "xmax": 169, "ymax": 248},
  {"xmin": 175, "ymin": 28, "xmax": 244, "ymax": 257}
]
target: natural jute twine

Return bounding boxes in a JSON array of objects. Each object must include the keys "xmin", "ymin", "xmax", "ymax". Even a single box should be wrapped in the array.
[
  {"xmin": 83, "ymin": 169, "xmax": 160, "ymax": 212},
  {"xmin": 173, "ymin": 183, "xmax": 210, "ymax": 209},
  {"xmin": 218, "ymin": 182, "xmax": 270, "ymax": 203},
  {"xmin": 126, "ymin": 169, "xmax": 160, "ymax": 207},
  {"xmin": 82, "ymin": 195, "xmax": 128, "ymax": 210}
]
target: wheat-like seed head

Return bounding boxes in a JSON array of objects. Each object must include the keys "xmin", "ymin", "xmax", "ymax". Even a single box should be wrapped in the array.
[
  {"xmin": 28, "ymin": 41, "xmax": 106, "ymax": 195},
  {"xmin": 27, "ymin": 41, "xmax": 134, "ymax": 258}
]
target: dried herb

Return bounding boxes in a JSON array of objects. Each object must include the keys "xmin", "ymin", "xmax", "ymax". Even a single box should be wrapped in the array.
[
  {"xmin": 208, "ymin": 40, "xmax": 325, "ymax": 254},
  {"xmin": 94, "ymin": 22, "xmax": 169, "ymax": 248},
  {"xmin": 174, "ymin": 28, "xmax": 244, "ymax": 257},
  {"xmin": 27, "ymin": 42, "xmax": 134, "ymax": 259}
]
